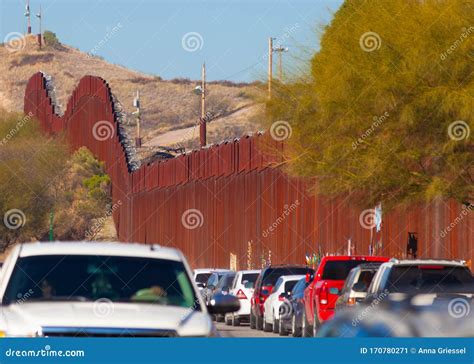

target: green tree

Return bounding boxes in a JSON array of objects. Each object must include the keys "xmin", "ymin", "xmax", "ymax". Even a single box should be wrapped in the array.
[
  {"xmin": 0, "ymin": 111, "xmax": 112, "ymax": 250},
  {"xmin": 267, "ymin": 0, "xmax": 473, "ymax": 209}
]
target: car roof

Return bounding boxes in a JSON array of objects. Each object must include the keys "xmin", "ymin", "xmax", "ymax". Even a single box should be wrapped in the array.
[
  {"xmin": 17, "ymin": 242, "xmax": 184, "ymax": 262},
  {"xmin": 387, "ymin": 258, "xmax": 467, "ymax": 267},
  {"xmin": 277, "ymin": 274, "xmax": 305, "ymax": 282},
  {"xmin": 321, "ymin": 255, "xmax": 388, "ymax": 261},
  {"xmin": 194, "ymin": 268, "xmax": 229, "ymax": 273},
  {"xmin": 237, "ymin": 269, "xmax": 261, "ymax": 274}
]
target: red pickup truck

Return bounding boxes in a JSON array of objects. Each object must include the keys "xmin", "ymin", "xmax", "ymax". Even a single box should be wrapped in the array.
[{"xmin": 302, "ymin": 255, "xmax": 389, "ymax": 336}]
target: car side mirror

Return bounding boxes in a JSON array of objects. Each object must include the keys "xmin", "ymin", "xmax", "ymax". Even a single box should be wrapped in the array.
[
  {"xmin": 196, "ymin": 282, "xmax": 204, "ymax": 289},
  {"xmin": 207, "ymin": 293, "xmax": 240, "ymax": 315},
  {"xmin": 279, "ymin": 292, "xmax": 288, "ymax": 299},
  {"xmin": 329, "ymin": 287, "xmax": 340, "ymax": 295},
  {"xmin": 352, "ymin": 282, "xmax": 366, "ymax": 293}
]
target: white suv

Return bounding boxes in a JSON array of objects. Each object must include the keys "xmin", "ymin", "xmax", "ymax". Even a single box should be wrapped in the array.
[
  {"xmin": 0, "ymin": 242, "xmax": 239, "ymax": 337},
  {"xmin": 263, "ymin": 275, "xmax": 304, "ymax": 333},
  {"xmin": 224, "ymin": 269, "xmax": 260, "ymax": 326}
]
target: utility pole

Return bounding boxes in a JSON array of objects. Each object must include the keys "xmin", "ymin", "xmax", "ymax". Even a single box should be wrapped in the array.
[
  {"xmin": 273, "ymin": 45, "xmax": 289, "ymax": 82},
  {"xmin": 36, "ymin": 4, "xmax": 42, "ymax": 48},
  {"xmin": 199, "ymin": 62, "xmax": 206, "ymax": 147},
  {"xmin": 268, "ymin": 37, "xmax": 273, "ymax": 99},
  {"xmin": 25, "ymin": 0, "xmax": 31, "ymax": 34},
  {"xmin": 133, "ymin": 91, "xmax": 142, "ymax": 147}
]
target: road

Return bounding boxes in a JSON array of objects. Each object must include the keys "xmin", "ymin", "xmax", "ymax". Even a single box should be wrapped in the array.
[{"xmin": 215, "ymin": 321, "xmax": 288, "ymax": 338}]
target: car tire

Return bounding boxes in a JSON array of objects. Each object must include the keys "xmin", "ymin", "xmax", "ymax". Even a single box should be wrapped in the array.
[
  {"xmin": 256, "ymin": 314, "xmax": 263, "ymax": 330},
  {"xmin": 225, "ymin": 314, "xmax": 232, "ymax": 326},
  {"xmin": 302, "ymin": 310, "xmax": 313, "ymax": 337},
  {"xmin": 250, "ymin": 312, "xmax": 256, "ymax": 329},
  {"xmin": 279, "ymin": 318, "xmax": 288, "ymax": 336},
  {"xmin": 263, "ymin": 319, "xmax": 272, "ymax": 332},
  {"xmin": 313, "ymin": 312, "xmax": 321, "ymax": 337},
  {"xmin": 273, "ymin": 318, "xmax": 279, "ymax": 333},
  {"xmin": 292, "ymin": 314, "xmax": 302, "ymax": 337},
  {"xmin": 232, "ymin": 315, "xmax": 240, "ymax": 326}
]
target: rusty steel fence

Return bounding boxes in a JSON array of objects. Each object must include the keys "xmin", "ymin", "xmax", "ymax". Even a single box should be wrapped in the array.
[{"xmin": 24, "ymin": 72, "xmax": 473, "ymax": 269}]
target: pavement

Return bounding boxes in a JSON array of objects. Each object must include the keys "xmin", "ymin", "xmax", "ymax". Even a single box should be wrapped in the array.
[{"xmin": 215, "ymin": 321, "xmax": 288, "ymax": 338}]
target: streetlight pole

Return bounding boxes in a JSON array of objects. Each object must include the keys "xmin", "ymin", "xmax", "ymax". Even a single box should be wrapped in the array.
[
  {"xmin": 200, "ymin": 62, "xmax": 207, "ymax": 147},
  {"xmin": 268, "ymin": 37, "xmax": 273, "ymax": 99},
  {"xmin": 133, "ymin": 91, "xmax": 142, "ymax": 147},
  {"xmin": 36, "ymin": 4, "xmax": 42, "ymax": 48},
  {"xmin": 25, "ymin": 0, "xmax": 31, "ymax": 34}
]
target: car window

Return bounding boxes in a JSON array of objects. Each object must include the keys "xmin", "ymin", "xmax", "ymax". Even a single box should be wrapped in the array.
[
  {"xmin": 3, "ymin": 255, "xmax": 197, "ymax": 309},
  {"xmin": 195, "ymin": 273, "xmax": 211, "ymax": 284},
  {"xmin": 354, "ymin": 270, "xmax": 376, "ymax": 292},
  {"xmin": 241, "ymin": 273, "xmax": 259, "ymax": 285},
  {"xmin": 386, "ymin": 266, "xmax": 474, "ymax": 293},
  {"xmin": 322, "ymin": 260, "xmax": 369, "ymax": 280},
  {"xmin": 284, "ymin": 280, "xmax": 298, "ymax": 293},
  {"xmin": 262, "ymin": 267, "xmax": 313, "ymax": 286},
  {"xmin": 292, "ymin": 278, "xmax": 306, "ymax": 295},
  {"xmin": 207, "ymin": 273, "xmax": 218, "ymax": 287},
  {"xmin": 341, "ymin": 269, "xmax": 357, "ymax": 294},
  {"xmin": 217, "ymin": 274, "xmax": 235, "ymax": 289},
  {"xmin": 273, "ymin": 277, "xmax": 283, "ymax": 291}
]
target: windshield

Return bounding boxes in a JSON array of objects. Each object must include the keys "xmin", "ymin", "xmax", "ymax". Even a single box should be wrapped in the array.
[
  {"xmin": 242, "ymin": 273, "xmax": 259, "ymax": 284},
  {"xmin": 262, "ymin": 267, "xmax": 311, "ymax": 286},
  {"xmin": 386, "ymin": 266, "xmax": 474, "ymax": 293},
  {"xmin": 195, "ymin": 273, "xmax": 211, "ymax": 284},
  {"xmin": 217, "ymin": 274, "xmax": 235, "ymax": 289},
  {"xmin": 322, "ymin": 260, "xmax": 370, "ymax": 280},
  {"xmin": 4, "ymin": 255, "xmax": 197, "ymax": 308}
]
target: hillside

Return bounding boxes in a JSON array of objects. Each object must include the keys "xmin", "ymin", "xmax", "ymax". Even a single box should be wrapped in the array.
[{"xmin": 0, "ymin": 34, "xmax": 264, "ymax": 156}]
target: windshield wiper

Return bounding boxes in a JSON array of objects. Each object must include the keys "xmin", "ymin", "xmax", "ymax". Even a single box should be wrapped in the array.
[{"xmin": 24, "ymin": 296, "xmax": 93, "ymax": 302}]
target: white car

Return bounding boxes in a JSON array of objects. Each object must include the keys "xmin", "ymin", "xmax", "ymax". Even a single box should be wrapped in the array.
[
  {"xmin": 193, "ymin": 268, "xmax": 229, "ymax": 292},
  {"xmin": 263, "ymin": 275, "xmax": 304, "ymax": 333},
  {"xmin": 0, "ymin": 242, "xmax": 239, "ymax": 337},
  {"xmin": 224, "ymin": 269, "xmax": 260, "ymax": 326}
]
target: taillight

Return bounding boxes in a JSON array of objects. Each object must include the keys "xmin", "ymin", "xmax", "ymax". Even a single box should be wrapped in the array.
[
  {"xmin": 236, "ymin": 289, "xmax": 247, "ymax": 299},
  {"xmin": 320, "ymin": 286, "xmax": 328, "ymax": 305},
  {"xmin": 278, "ymin": 295, "xmax": 285, "ymax": 302},
  {"xmin": 347, "ymin": 297, "xmax": 356, "ymax": 305}
]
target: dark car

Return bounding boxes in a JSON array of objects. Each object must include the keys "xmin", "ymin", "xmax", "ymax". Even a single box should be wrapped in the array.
[
  {"xmin": 211, "ymin": 272, "xmax": 236, "ymax": 322},
  {"xmin": 335, "ymin": 263, "xmax": 382, "ymax": 311},
  {"xmin": 278, "ymin": 276, "xmax": 312, "ymax": 336},
  {"xmin": 201, "ymin": 270, "xmax": 231, "ymax": 305},
  {"xmin": 365, "ymin": 259, "xmax": 474, "ymax": 302},
  {"xmin": 250, "ymin": 265, "xmax": 314, "ymax": 330}
]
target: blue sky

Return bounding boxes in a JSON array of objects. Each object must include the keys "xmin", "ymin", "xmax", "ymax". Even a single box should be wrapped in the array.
[{"xmin": 1, "ymin": 0, "xmax": 343, "ymax": 81}]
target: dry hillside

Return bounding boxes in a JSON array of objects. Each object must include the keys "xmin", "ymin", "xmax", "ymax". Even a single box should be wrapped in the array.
[{"xmin": 0, "ymin": 34, "xmax": 264, "ymax": 156}]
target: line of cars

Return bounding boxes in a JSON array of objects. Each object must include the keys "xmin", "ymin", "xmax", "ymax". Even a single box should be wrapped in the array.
[{"xmin": 194, "ymin": 255, "xmax": 474, "ymax": 337}]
